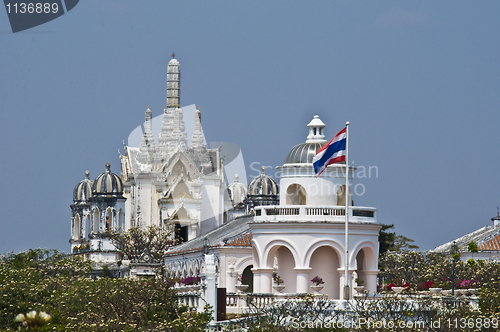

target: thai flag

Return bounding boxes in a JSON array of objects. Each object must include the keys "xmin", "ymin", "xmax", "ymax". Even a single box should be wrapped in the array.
[{"xmin": 313, "ymin": 127, "xmax": 346, "ymax": 176}]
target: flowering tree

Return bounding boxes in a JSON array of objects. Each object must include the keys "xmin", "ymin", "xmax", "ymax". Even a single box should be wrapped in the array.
[
  {"xmin": 110, "ymin": 224, "xmax": 174, "ymax": 262},
  {"xmin": 0, "ymin": 248, "xmax": 212, "ymax": 331}
]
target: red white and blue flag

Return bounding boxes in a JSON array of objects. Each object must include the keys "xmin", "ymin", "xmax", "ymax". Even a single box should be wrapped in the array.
[{"xmin": 313, "ymin": 127, "xmax": 346, "ymax": 176}]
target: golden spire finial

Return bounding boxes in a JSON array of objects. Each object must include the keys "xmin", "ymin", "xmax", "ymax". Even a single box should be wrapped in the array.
[
  {"xmin": 196, "ymin": 105, "xmax": 199, "ymax": 110},
  {"xmin": 172, "ymin": 52, "xmax": 175, "ymax": 58},
  {"xmin": 147, "ymin": 105, "xmax": 150, "ymax": 109}
]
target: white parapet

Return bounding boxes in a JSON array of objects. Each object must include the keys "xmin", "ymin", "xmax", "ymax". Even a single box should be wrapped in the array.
[{"xmin": 254, "ymin": 205, "xmax": 377, "ymax": 224}]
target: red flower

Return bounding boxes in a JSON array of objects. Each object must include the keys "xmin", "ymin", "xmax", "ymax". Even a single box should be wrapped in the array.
[{"xmin": 424, "ymin": 281, "xmax": 434, "ymax": 289}]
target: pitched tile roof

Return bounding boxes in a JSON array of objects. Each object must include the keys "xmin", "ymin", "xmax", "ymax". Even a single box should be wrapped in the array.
[
  {"xmin": 433, "ymin": 224, "xmax": 500, "ymax": 253},
  {"xmin": 165, "ymin": 215, "xmax": 253, "ymax": 255},
  {"xmin": 225, "ymin": 233, "xmax": 252, "ymax": 247},
  {"xmin": 478, "ymin": 235, "xmax": 500, "ymax": 251}
]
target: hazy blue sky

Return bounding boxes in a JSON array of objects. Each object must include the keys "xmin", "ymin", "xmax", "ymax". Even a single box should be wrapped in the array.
[{"xmin": 1, "ymin": 1, "xmax": 499, "ymax": 254}]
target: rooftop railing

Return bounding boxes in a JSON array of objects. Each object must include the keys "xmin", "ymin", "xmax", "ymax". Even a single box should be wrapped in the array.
[{"xmin": 254, "ymin": 205, "xmax": 377, "ymax": 223}]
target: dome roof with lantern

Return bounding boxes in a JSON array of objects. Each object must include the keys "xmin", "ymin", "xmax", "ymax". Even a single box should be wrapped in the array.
[
  {"xmin": 73, "ymin": 170, "xmax": 93, "ymax": 203},
  {"xmin": 284, "ymin": 115, "xmax": 328, "ymax": 164},
  {"xmin": 228, "ymin": 174, "xmax": 248, "ymax": 206},
  {"xmin": 247, "ymin": 166, "xmax": 278, "ymax": 196},
  {"xmin": 92, "ymin": 163, "xmax": 124, "ymax": 197}
]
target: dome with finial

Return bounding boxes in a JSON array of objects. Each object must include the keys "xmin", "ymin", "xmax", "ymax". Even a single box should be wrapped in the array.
[
  {"xmin": 284, "ymin": 115, "xmax": 329, "ymax": 164},
  {"xmin": 92, "ymin": 163, "xmax": 123, "ymax": 197},
  {"xmin": 248, "ymin": 166, "xmax": 278, "ymax": 196},
  {"xmin": 228, "ymin": 174, "xmax": 248, "ymax": 205},
  {"xmin": 168, "ymin": 52, "xmax": 180, "ymax": 67},
  {"xmin": 73, "ymin": 170, "xmax": 93, "ymax": 203}
]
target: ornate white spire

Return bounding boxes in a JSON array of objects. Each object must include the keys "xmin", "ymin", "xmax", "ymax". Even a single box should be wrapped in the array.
[
  {"xmin": 306, "ymin": 115, "xmax": 327, "ymax": 143},
  {"xmin": 190, "ymin": 106, "xmax": 206, "ymax": 149},
  {"xmin": 166, "ymin": 53, "xmax": 180, "ymax": 109},
  {"xmin": 169, "ymin": 107, "xmax": 188, "ymax": 151},
  {"xmin": 140, "ymin": 106, "xmax": 155, "ymax": 150},
  {"xmin": 159, "ymin": 54, "xmax": 184, "ymax": 153}
]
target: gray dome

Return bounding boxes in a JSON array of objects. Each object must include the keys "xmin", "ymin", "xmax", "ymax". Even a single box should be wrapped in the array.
[
  {"xmin": 248, "ymin": 166, "xmax": 278, "ymax": 196},
  {"xmin": 284, "ymin": 142, "xmax": 325, "ymax": 164},
  {"xmin": 92, "ymin": 163, "xmax": 123, "ymax": 197},
  {"xmin": 73, "ymin": 171, "xmax": 93, "ymax": 202}
]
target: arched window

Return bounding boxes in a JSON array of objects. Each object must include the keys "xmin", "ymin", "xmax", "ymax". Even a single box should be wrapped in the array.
[
  {"xmin": 84, "ymin": 214, "xmax": 90, "ymax": 238},
  {"xmin": 118, "ymin": 209, "xmax": 124, "ymax": 231},
  {"xmin": 105, "ymin": 208, "xmax": 112, "ymax": 232},
  {"xmin": 336, "ymin": 185, "xmax": 352, "ymax": 206},
  {"xmin": 286, "ymin": 184, "xmax": 306, "ymax": 205},
  {"xmin": 174, "ymin": 222, "xmax": 188, "ymax": 244},
  {"xmin": 242, "ymin": 265, "xmax": 254, "ymax": 293},
  {"xmin": 93, "ymin": 208, "xmax": 100, "ymax": 234},
  {"xmin": 74, "ymin": 214, "xmax": 81, "ymax": 240}
]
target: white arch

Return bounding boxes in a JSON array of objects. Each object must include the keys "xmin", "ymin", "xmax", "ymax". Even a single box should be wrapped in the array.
[
  {"xmin": 251, "ymin": 239, "xmax": 261, "ymax": 268},
  {"xmin": 235, "ymin": 256, "xmax": 253, "ymax": 273},
  {"xmin": 117, "ymin": 208, "xmax": 122, "ymax": 231},
  {"xmin": 350, "ymin": 240, "xmax": 378, "ymax": 270},
  {"xmin": 84, "ymin": 214, "xmax": 90, "ymax": 238},
  {"xmin": 92, "ymin": 208, "xmax": 100, "ymax": 234},
  {"xmin": 304, "ymin": 240, "xmax": 345, "ymax": 269},
  {"xmin": 74, "ymin": 214, "xmax": 81, "ymax": 240},
  {"xmin": 286, "ymin": 183, "xmax": 307, "ymax": 205},
  {"xmin": 262, "ymin": 240, "xmax": 300, "ymax": 269}
]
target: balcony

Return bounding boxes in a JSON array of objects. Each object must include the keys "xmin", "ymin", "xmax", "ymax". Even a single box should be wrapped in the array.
[{"xmin": 254, "ymin": 205, "xmax": 377, "ymax": 223}]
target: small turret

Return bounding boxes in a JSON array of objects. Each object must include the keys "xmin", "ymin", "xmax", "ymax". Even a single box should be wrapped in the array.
[
  {"xmin": 306, "ymin": 115, "xmax": 327, "ymax": 143},
  {"xmin": 492, "ymin": 207, "xmax": 500, "ymax": 227}
]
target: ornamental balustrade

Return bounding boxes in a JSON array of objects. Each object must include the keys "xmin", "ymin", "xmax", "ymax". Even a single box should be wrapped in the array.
[{"xmin": 254, "ymin": 205, "xmax": 376, "ymax": 223}]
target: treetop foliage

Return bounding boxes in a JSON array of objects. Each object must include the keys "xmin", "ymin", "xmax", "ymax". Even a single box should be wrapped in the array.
[
  {"xmin": 110, "ymin": 224, "xmax": 174, "ymax": 262},
  {"xmin": 0, "ymin": 248, "xmax": 211, "ymax": 331}
]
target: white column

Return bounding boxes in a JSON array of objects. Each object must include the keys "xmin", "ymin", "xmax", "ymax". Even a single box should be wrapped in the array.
[
  {"xmin": 362, "ymin": 270, "xmax": 379, "ymax": 295},
  {"xmin": 252, "ymin": 268, "xmax": 261, "ymax": 293},
  {"xmin": 338, "ymin": 268, "xmax": 355, "ymax": 299},
  {"xmin": 294, "ymin": 268, "xmax": 312, "ymax": 293},
  {"xmin": 226, "ymin": 267, "xmax": 237, "ymax": 293},
  {"xmin": 259, "ymin": 268, "xmax": 274, "ymax": 293},
  {"xmin": 201, "ymin": 254, "xmax": 218, "ymax": 322}
]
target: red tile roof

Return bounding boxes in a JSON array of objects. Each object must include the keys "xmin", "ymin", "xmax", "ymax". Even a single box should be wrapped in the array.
[
  {"xmin": 478, "ymin": 235, "xmax": 500, "ymax": 251},
  {"xmin": 226, "ymin": 233, "xmax": 252, "ymax": 247}
]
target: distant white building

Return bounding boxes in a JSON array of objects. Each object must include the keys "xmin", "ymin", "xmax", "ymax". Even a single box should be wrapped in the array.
[
  {"xmin": 70, "ymin": 56, "xmax": 382, "ymax": 297},
  {"xmin": 165, "ymin": 115, "xmax": 382, "ymax": 299},
  {"xmin": 70, "ymin": 56, "xmax": 231, "ymax": 271},
  {"xmin": 433, "ymin": 212, "xmax": 500, "ymax": 261}
]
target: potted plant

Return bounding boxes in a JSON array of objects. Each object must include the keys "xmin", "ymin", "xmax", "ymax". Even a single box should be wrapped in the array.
[
  {"xmin": 387, "ymin": 280, "xmax": 411, "ymax": 294},
  {"xmin": 427, "ymin": 280, "xmax": 443, "ymax": 295},
  {"xmin": 310, "ymin": 276, "xmax": 324, "ymax": 293},
  {"xmin": 460, "ymin": 279, "xmax": 481, "ymax": 295},
  {"xmin": 354, "ymin": 278, "xmax": 365, "ymax": 293},
  {"xmin": 181, "ymin": 276, "xmax": 201, "ymax": 291},
  {"xmin": 235, "ymin": 274, "xmax": 249, "ymax": 292},
  {"xmin": 273, "ymin": 273, "xmax": 285, "ymax": 292}
]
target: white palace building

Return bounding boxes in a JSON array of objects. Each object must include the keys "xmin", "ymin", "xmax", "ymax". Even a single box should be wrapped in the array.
[{"xmin": 70, "ymin": 55, "xmax": 382, "ymax": 299}]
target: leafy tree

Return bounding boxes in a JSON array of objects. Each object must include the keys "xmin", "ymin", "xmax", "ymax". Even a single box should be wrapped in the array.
[
  {"xmin": 378, "ymin": 224, "xmax": 419, "ymax": 260},
  {"xmin": 468, "ymin": 240, "xmax": 478, "ymax": 259},
  {"xmin": 0, "ymin": 248, "xmax": 212, "ymax": 331},
  {"xmin": 110, "ymin": 224, "xmax": 174, "ymax": 261},
  {"xmin": 392, "ymin": 234, "xmax": 419, "ymax": 251},
  {"xmin": 378, "ymin": 224, "xmax": 396, "ymax": 256},
  {"xmin": 0, "ymin": 249, "xmax": 90, "ymax": 330}
]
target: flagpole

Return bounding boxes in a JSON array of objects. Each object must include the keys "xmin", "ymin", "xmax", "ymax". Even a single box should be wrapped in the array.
[{"xmin": 344, "ymin": 121, "xmax": 350, "ymax": 300}]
